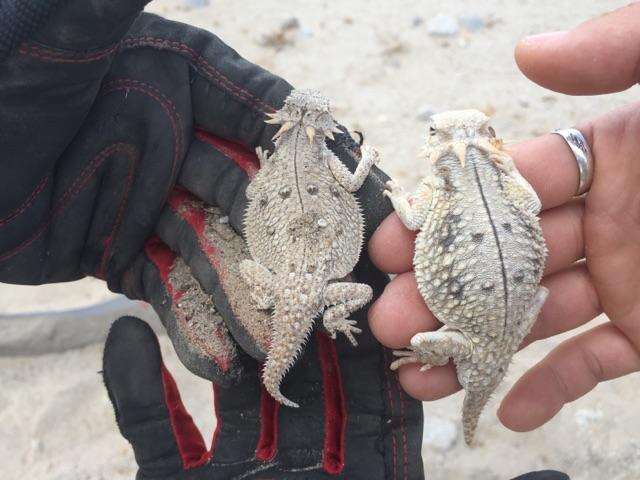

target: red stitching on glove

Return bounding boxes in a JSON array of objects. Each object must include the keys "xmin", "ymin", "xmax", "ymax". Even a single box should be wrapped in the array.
[
  {"xmin": 160, "ymin": 363, "xmax": 210, "ymax": 469},
  {"xmin": 18, "ymin": 41, "xmax": 119, "ymax": 63},
  {"xmin": 0, "ymin": 143, "xmax": 137, "ymax": 263},
  {"xmin": 101, "ymin": 78, "xmax": 183, "ymax": 197},
  {"xmin": 0, "ymin": 175, "xmax": 49, "ymax": 228},
  {"xmin": 19, "ymin": 37, "xmax": 277, "ymax": 115},
  {"xmin": 316, "ymin": 331, "xmax": 347, "ymax": 475},
  {"xmin": 383, "ymin": 349, "xmax": 399, "ymax": 480},
  {"xmin": 195, "ymin": 130, "xmax": 260, "ymax": 179},
  {"xmin": 120, "ymin": 37, "xmax": 275, "ymax": 114},
  {"xmin": 97, "ymin": 145, "xmax": 139, "ymax": 279}
]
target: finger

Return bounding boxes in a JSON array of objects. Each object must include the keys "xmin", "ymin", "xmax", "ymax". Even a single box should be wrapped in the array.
[
  {"xmin": 368, "ymin": 272, "xmax": 440, "ymax": 349},
  {"xmin": 397, "ymin": 362, "xmax": 461, "ymax": 401},
  {"xmin": 156, "ymin": 189, "xmax": 270, "ymax": 360},
  {"xmin": 498, "ymin": 322, "xmax": 640, "ymax": 431},
  {"xmin": 515, "ymin": 3, "xmax": 640, "ymax": 95},
  {"xmin": 369, "ymin": 213, "xmax": 416, "ymax": 274},
  {"xmin": 525, "ymin": 263, "xmax": 601, "ymax": 345},
  {"xmin": 122, "ymin": 237, "xmax": 245, "ymax": 384},
  {"xmin": 102, "ymin": 316, "xmax": 208, "ymax": 473},
  {"xmin": 540, "ymin": 199, "xmax": 584, "ymax": 275}
]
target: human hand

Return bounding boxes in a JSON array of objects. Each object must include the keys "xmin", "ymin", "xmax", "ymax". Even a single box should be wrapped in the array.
[{"xmin": 368, "ymin": 3, "xmax": 640, "ymax": 433}]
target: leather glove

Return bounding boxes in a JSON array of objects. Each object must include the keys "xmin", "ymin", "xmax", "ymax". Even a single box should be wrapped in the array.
[{"xmin": 1, "ymin": 1, "xmax": 424, "ymax": 478}]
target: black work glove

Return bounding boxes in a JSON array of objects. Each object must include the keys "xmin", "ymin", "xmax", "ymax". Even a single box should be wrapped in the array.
[{"xmin": 2, "ymin": 1, "xmax": 424, "ymax": 478}]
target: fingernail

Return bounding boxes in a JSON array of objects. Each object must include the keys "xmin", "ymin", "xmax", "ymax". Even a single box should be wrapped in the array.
[{"xmin": 521, "ymin": 30, "xmax": 567, "ymax": 46}]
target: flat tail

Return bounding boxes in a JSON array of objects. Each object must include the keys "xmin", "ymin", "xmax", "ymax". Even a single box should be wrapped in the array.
[{"xmin": 462, "ymin": 390, "xmax": 492, "ymax": 446}]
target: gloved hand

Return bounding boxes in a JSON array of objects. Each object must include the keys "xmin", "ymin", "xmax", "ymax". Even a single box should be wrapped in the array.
[
  {"xmin": 103, "ymin": 315, "xmax": 569, "ymax": 480},
  {"xmin": 1, "ymin": 1, "xmax": 424, "ymax": 478}
]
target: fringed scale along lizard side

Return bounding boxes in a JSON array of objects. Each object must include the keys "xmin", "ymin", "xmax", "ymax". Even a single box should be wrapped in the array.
[{"xmin": 386, "ymin": 110, "xmax": 548, "ymax": 444}]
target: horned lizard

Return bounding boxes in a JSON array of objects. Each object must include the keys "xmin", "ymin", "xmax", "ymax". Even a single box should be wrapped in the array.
[
  {"xmin": 386, "ymin": 110, "xmax": 548, "ymax": 445},
  {"xmin": 240, "ymin": 89, "xmax": 378, "ymax": 407}
]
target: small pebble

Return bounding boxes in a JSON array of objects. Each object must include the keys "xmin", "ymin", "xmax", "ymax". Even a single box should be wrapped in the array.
[
  {"xmin": 423, "ymin": 415, "xmax": 459, "ymax": 451},
  {"xmin": 427, "ymin": 14, "xmax": 459, "ymax": 37},
  {"xmin": 575, "ymin": 408, "xmax": 603, "ymax": 428},
  {"xmin": 411, "ymin": 16, "xmax": 424, "ymax": 28},
  {"xmin": 184, "ymin": 0, "xmax": 209, "ymax": 8},
  {"xmin": 416, "ymin": 104, "xmax": 438, "ymax": 122},
  {"xmin": 280, "ymin": 17, "xmax": 300, "ymax": 31},
  {"xmin": 459, "ymin": 14, "xmax": 486, "ymax": 32}
]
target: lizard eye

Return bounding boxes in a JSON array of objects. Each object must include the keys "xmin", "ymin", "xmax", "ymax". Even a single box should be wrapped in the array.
[
  {"xmin": 488, "ymin": 126, "xmax": 496, "ymax": 137},
  {"xmin": 429, "ymin": 126, "xmax": 437, "ymax": 136}
]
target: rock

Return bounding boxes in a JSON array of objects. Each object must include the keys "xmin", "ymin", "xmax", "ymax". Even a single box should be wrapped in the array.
[
  {"xmin": 459, "ymin": 15, "xmax": 486, "ymax": 32},
  {"xmin": 184, "ymin": 0, "xmax": 209, "ymax": 8},
  {"xmin": 280, "ymin": 17, "xmax": 300, "ymax": 31},
  {"xmin": 427, "ymin": 14, "xmax": 459, "ymax": 37},
  {"xmin": 575, "ymin": 408, "xmax": 603, "ymax": 428},
  {"xmin": 412, "ymin": 16, "xmax": 424, "ymax": 28},
  {"xmin": 423, "ymin": 415, "xmax": 458, "ymax": 451},
  {"xmin": 416, "ymin": 104, "xmax": 438, "ymax": 122}
]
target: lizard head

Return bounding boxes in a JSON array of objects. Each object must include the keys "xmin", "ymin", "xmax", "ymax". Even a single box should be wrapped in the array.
[
  {"xmin": 265, "ymin": 89, "xmax": 341, "ymax": 144},
  {"xmin": 422, "ymin": 109, "xmax": 500, "ymax": 165}
]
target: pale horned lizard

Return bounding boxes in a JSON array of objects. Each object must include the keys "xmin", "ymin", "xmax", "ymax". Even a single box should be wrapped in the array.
[
  {"xmin": 386, "ymin": 110, "xmax": 548, "ymax": 444},
  {"xmin": 240, "ymin": 89, "xmax": 378, "ymax": 407}
]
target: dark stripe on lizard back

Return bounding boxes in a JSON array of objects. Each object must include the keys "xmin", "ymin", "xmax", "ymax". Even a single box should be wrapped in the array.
[
  {"xmin": 471, "ymin": 160, "xmax": 508, "ymax": 334},
  {"xmin": 293, "ymin": 129, "xmax": 305, "ymax": 213}
]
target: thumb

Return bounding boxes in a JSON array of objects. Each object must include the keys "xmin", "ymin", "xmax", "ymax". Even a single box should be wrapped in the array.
[
  {"xmin": 103, "ymin": 316, "xmax": 209, "ymax": 476},
  {"xmin": 515, "ymin": 3, "xmax": 640, "ymax": 95}
]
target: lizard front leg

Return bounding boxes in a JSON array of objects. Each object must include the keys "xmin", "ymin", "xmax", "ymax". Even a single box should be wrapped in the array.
[
  {"xmin": 390, "ymin": 328, "xmax": 472, "ymax": 371},
  {"xmin": 239, "ymin": 259, "xmax": 275, "ymax": 309},
  {"xmin": 326, "ymin": 144, "xmax": 379, "ymax": 192},
  {"xmin": 322, "ymin": 282, "xmax": 372, "ymax": 346},
  {"xmin": 382, "ymin": 180, "xmax": 428, "ymax": 231}
]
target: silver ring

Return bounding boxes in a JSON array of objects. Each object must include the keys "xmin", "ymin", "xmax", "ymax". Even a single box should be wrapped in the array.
[{"xmin": 552, "ymin": 128, "xmax": 594, "ymax": 195}]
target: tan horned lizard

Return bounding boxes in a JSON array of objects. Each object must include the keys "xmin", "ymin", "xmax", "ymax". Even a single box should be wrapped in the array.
[
  {"xmin": 240, "ymin": 89, "xmax": 378, "ymax": 407},
  {"xmin": 386, "ymin": 110, "xmax": 548, "ymax": 445}
]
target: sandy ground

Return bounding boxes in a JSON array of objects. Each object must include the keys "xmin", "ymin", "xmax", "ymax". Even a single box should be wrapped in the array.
[{"xmin": 2, "ymin": 1, "xmax": 640, "ymax": 479}]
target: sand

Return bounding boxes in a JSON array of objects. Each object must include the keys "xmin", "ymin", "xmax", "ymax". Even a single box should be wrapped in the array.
[{"xmin": 1, "ymin": 1, "xmax": 639, "ymax": 479}]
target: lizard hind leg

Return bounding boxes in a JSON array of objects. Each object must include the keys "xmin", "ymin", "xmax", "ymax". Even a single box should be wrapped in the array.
[
  {"xmin": 390, "ymin": 328, "xmax": 472, "ymax": 371},
  {"xmin": 322, "ymin": 282, "xmax": 372, "ymax": 346}
]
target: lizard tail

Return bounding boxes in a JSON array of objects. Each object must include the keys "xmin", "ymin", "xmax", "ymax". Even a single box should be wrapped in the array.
[
  {"xmin": 462, "ymin": 390, "xmax": 492, "ymax": 446},
  {"xmin": 262, "ymin": 306, "xmax": 315, "ymax": 408}
]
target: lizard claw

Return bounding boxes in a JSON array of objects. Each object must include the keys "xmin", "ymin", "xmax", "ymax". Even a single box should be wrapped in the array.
[
  {"xmin": 325, "ymin": 318, "xmax": 361, "ymax": 346},
  {"xmin": 383, "ymin": 179, "xmax": 404, "ymax": 197},
  {"xmin": 390, "ymin": 348, "xmax": 434, "ymax": 371}
]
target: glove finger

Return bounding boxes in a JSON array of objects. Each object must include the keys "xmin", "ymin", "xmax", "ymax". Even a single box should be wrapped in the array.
[
  {"xmin": 156, "ymin": 188, "xmax": 271, "ymax": 360},
  {"xmin": 103, "ymin": 316, "xmax": 209, "ymax": 476},
  {"xmin": 511, "ymin": 472, "xmax": 570, "ymax": 480},
  {"xmin": 122, "ymin": 237, "xmax": 246, "ymax": 385},
  {"xmin": 178, "ymin": 132, "xmax": 257, "ymax": 234}
]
